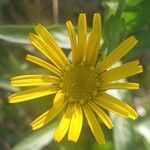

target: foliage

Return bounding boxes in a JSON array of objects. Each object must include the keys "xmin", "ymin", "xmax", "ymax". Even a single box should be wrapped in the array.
[{"xmin": 0, "ymin": 0, "xmax": 149, "ymax": 150}]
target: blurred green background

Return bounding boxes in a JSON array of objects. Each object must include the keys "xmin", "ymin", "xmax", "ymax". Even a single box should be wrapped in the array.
[{"xmin": 0, "ymin": 0, "xmax": 150, "ymax": 150}]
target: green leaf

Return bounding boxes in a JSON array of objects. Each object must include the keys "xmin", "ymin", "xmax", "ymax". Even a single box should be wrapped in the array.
[
  {"xmin": 103, "ymin": 15, "xmax": 126, "ymax": 51},
  {"xmin": 102, "ymin": 0, "xmax": 119, "ymax": 20},
  {"xmin": 135, "ymin": 117, "xmax": 150, "ymax": 150},
  {"xmin": 123, "ymin": 30, "xmax": 150, "ymax": 61},
  {"xmin": 106, "ymin": 61, "xmax": 137, "ymax": 150},
  {"xmin": 135, "ymin": 30, "xmax": 150, "ymax": 51},
  {"xmin": 125, "ymin": 0, "xmax": 142, "ymax": 6},
  {"xmin": 92, "ymin": 141, "xmax": 114, "ymax": 150},
  {"xmin": 112, "ymin": 116, "xmax": 136, "ymax": 150},
  {"xmin": 0, "ymin": 25, "xmax": 70, "ymax": 49},
  {"xmin": 109, "ymin": 89, "xmax": 136, "ymax": 150},
  {"xmin": 13, "ymin": 123, "xmax": 56, "ymax": 150},
  {"xmin": 122, "ymin": 0, "xmax": 150, "ymax": 34}
]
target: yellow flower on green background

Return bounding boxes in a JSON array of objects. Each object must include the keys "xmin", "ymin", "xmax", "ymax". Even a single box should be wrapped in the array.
[{"xmin": 9, "ymin": 13, "xmax": 143, "ymax": 144}]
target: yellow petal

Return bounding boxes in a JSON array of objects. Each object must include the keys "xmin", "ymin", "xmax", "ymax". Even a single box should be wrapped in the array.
[
  {"xmin": 96, "ymin": 36, "xmax": 138, "ymax": 72},
  {"xmin": 31, "ymin": 99, "xmax": 66, "ymax": 130},
  {"xmin": 53, "ymin": 90, "xmax": 64, "ymax": 105},
  {"xmin": 68, "ymin": 104, "xmax": 83, "ymax": 142},
  {"xmin": 9, "ymin": 86, "xmax": 59, "ymax": 103},
  {"xmin": 26, "ymin": 55, "xmax": 62, "ymax": 76},
  {"xmin": 29, "ymin": 33, "xmax": 64, "ymax": 70},
  {"xmin": 86, "ymin": 13, "xmax": 101, "ymax": 65},
  {"xmin": 66, "ymin": 21, "xmax": 77, "ymax": 62},
  {"xmin": 95, "ymin": 93, "xmax": 138, "ymax": 119},
  {"xmin": 126, "ymin": 105, "xmax": 138, "ymax": 120},
  {"xmin": 83, "ymin": 104, "xmax": 106, "ymax": 144},
  {"xmin": 35, "ymin": 24, "xmax": 70, "ymax": 66},
  {"xmin": 54, "ymin": 103, "xmax": 72, "ymax": 142},
  {"xmin": 101, "ymin": 82, "xmax": 139, "ymax": 90},
  {"xmin": 11, "ymin": 75, "xmax": 60, "ymax": 87},
  {"xmin": 89, "ymin": 101, "xmax": 113, "ymax": 129},
  {"xmin": 77, "ymin": 13, "xmax": 87, "ymax": 62},
  {"xmin": 99, "ymin": 60, "xmax": 143, "ymax": 83}
]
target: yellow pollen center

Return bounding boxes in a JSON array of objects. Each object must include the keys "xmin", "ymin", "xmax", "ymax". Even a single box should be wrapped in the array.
[{"xmin": 61, "ymin": 64, "xmax": 99, "ymax": 104}]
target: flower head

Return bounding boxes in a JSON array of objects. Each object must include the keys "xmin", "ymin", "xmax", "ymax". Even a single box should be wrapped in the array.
[{"xmin": 9, "ymin": 13, "xmax": 143, "ymax": 144}]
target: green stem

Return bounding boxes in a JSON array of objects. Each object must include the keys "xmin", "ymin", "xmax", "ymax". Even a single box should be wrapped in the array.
[{"xmin": 115, "ymin": 0, "xmax": 125, "ymax": 18}]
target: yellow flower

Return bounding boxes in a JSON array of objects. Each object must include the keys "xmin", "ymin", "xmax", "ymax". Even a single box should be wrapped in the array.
[{"xmin": 9, "ymin": 13, "xmax": 143, "ymax": 144}]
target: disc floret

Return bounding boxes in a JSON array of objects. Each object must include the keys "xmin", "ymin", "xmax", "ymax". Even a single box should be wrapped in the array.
[{"xmin": 60, "ymin": 64, "xmax": 99, "ymax": 104}]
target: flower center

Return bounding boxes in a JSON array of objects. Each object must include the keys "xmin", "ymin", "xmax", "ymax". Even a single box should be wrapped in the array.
[{"xmin": 60, "ymin": 64, "xmax": 99, "ymax": 104}]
